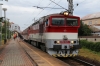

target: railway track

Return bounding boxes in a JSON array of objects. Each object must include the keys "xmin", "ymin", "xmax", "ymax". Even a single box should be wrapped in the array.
[{"xmin": 58, "ymin": 57, "xmax": 96, "ymax": 66}]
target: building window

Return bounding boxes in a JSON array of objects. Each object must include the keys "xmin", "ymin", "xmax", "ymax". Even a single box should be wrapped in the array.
[
  {"xmin": 95, "ymin": 21, "xmax": 97, "ymax": 24},
  {"xmin": 15, "ymin": 26, "xmax": 17, "ymax": 29},
  {"xmin": 89, "ymin": 21, "xmax": 92, "ymax": 25}
]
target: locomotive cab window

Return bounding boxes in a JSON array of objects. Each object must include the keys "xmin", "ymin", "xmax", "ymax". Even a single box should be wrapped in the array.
[
  {"xmin": 45, "ymin": 19, "xmax": 49, "ymax": 27},
  {"xmin": 66, "ymin": 18, "xmax": 78, "ymax": 26},
  {"xmin": 52, "ymin": 18, "xmax": 64, "ymax": 26}
]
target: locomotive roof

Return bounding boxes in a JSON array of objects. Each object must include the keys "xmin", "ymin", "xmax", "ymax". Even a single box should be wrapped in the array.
[
  {"xmin": 39, "ymin": 13, "xmax": 79, "ymax": 20},
  {"xmin": 32, "ymin": 13, "xmax": 80, "ymax": 25},
  {"xmin": 46, "ymin": 13, "xmax": 79, "ymax": 17}
]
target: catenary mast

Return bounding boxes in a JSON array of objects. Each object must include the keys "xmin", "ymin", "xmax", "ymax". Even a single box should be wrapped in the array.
[{"xmin": 67, "ymin": 0, "xmax": 73, "ymax": 15}]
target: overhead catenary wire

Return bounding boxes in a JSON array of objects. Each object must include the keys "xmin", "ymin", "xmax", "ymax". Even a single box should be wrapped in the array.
[
  {"xmin": 44, "ymin": 0, "xmax": 62, "ymax": 15},
  {"xmin": 25, "ymin": 0, "xmax": 44, "ymax": 22},
  {"xmin": 44, "ymin": 0, "xmax": 86, "ymax": 15},
  {"xmin": 34, "ymin": 0, "xmax": 55, "ymax": 20},
  {"xmin": 49, "ymin": 0, "xmax": 67, "ymax": 11},
  {"xmin": 23, "ymin": 0, "xmax": 44, "ymax": 30},
  {"xmin": 31, "ymin": 0, "xmax": 87, "ymax": 23}
]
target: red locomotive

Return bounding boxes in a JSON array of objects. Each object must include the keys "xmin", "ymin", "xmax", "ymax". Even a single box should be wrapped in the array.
[{"xmin": 22, "ymin": 11, "xmax": 81, "ymax": 57}]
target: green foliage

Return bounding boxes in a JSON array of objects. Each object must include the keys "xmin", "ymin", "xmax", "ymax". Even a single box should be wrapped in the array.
[
  {"xmin": 2, "ymin": 34, "xmax": 5, "ymax": 40},
  {"xmin": 80, "ymin": 40, "xmax": 100, "ymax": 52},
  {"xmin": 0, "ymin": 17, "xmax": 3, "ymax": 22},
  {"xmin": 1, "ymin": 21, "xmax": 12, "ymax": 40},
  {"xmin": 78, "ymin": 21, "xmax": 92, "ymax": 36}
]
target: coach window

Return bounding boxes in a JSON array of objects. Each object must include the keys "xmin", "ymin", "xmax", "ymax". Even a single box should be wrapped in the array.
[{"xmin": 45, "ymin": 19, "xmax": 48, "ymax": 26}]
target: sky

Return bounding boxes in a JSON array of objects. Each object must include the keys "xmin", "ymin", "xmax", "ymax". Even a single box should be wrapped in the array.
[{"xmin": 0, "ymin": 0, "xmax": 100, "ymax": 31}]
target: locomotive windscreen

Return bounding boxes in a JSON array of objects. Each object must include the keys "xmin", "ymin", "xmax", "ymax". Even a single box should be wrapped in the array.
[
  {"xmin": 66, "ymin": 18, "xmax": 78, "ymax": 26},
  {"xmin": 51, "ymin": 17, "xmax": 78, "ymax": 26},
  {"xmin": 52, "ymin": 18, "xmax": 64, "ymax": 26}
]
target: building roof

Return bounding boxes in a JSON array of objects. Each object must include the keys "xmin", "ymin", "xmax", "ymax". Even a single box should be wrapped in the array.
[
  {"xmin": 89, "ymin": 25, "xmax": 100, "ymax": 32},
  {"xmin": 10, "ymin": 22, "xmax": 14, "ymax": 24},
  {"xmin": 81, "ymin": 12, "xmax": 100, "ymax": 20}
]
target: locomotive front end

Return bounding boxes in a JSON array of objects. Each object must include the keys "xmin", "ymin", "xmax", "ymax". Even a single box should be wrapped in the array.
[{"xmin": 45, "ymin": 13, "xmax": 81, "ymax": 57}]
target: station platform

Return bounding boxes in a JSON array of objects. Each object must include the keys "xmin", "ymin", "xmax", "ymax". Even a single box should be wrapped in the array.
[
  {"xmin": 0, "ymin": 39, "xmax": 33, "ymax": 66},
  {"xmin": 0, "ymin": 38, "xmax": 69, "ymax": 66}
]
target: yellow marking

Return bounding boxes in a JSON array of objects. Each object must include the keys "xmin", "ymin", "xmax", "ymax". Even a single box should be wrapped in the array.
[
  {"xmin": 73, "ymin": 54, "xmax": 76, "ymax": 57},
  {"xmin": 70, "ymin": 54, "xmax": 73, "ymax": 57},
  {"xmin": 57, "ymin": 54, "xmax": 60, "ymax": 57},
  {"xmin": 63, "ymin": 56, "xmax": 66, "ymax": 57},
  {"xmin": 22, "ymin": 43, "xmax": 54, "ymax": 66},
  {"xmin": 65, "ymin": 54, "xmax": 68, "ymax": 57},
  {"xmin": 52, "ymin": 54, "xmax": 57, "ymax": 57},
  {"xmin": 62, "ymin": 54, "xmax": 65, "ymax": 57}
]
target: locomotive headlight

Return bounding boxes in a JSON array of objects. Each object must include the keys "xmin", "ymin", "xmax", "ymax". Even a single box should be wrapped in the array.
[
  {"xmin": 54, "ymin": 41, "xmax": 60, "ymax": 44},
  {"xmin": 60, "ymin": 11, "xmax": 69, "ymax": 15},
  {"xmin": 64, "ymin": 12, "xmax": 68, "ymax": 15},
  {"xmin": 57, "ymin": 41, "xmax": 60, "ymax": 44},
  {"xmin": 71, "ymin": 41, "xmax": 74, "ymax": 44}
]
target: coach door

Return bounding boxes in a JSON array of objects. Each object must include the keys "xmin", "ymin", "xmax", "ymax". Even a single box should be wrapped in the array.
[
  {"xmin": 39, "ymin": 23, "xmax": 44, "ymax": 35},
  {"xmin": 39, "ymin": 23, "xmax": 44, "ymax": 42}
]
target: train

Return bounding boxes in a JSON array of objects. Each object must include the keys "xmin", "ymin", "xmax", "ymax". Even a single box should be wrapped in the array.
[{"xmin": 22, "ymin": 11, "xmax": 81, "ymax": 57}]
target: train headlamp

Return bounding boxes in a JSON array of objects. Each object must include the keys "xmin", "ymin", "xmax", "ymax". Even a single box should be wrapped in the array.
[
  {"xmin": 57, "ymin": 41, "xmax": 60, "ymax": 44},
  {"xmin": 64, "ymin": 12, "xmax": 69, "ymax": 15},
  {"xmin": 54, "ymin": 41, "xmax": 60, "ymax": 44},
  {"xmin": 60, "ymin": 11, "xmax": 69, "ymax": 15},
  {"xmin": 71, "ymin": 41, "xmax": 74, "ymax": 44}
]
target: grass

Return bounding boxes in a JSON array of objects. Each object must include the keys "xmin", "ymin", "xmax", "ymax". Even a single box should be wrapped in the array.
[{"xmin": 79, "ymin": 48, "xmax": 100, "ymax": 62}]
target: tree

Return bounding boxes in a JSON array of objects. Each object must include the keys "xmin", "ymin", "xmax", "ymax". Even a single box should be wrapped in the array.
[
  {"xmin": 78, "ymin": 21, "xmax": 92, "ymax": 36},
  {"xmin": 2, "ymin": 20, "xmax": 11, "ymax": 39}
]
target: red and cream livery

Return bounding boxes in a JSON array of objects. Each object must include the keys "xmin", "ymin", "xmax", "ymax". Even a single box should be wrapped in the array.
[{"xmin": 22, "ymin": 12, "xmax": 81, "ymax": 57}]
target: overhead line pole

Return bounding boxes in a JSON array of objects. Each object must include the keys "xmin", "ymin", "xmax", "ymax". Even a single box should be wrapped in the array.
[
  {"xmin": 0, "ymin": 3, "xmax": 3, "ymax": 45},
  {"xmin": 8, "ymin": 19, "xmax": 10, "ymax": 39},
  {"xmin": 3, "ymin": 8, "xmax": 7, "ymax": 44},
  {"xmin": 67, "ymin": 0, "xmax": 73, "ymax": 15}
]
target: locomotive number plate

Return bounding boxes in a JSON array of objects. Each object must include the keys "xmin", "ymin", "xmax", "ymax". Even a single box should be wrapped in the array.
[{"xmin": 60, "ymin": 40, "xmax": 70, "ymax": 44}]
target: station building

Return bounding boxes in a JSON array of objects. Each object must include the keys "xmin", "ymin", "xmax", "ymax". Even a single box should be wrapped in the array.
[{"xmin": 9, "ymin": 22, "xmax": 21, "ymax": 33}]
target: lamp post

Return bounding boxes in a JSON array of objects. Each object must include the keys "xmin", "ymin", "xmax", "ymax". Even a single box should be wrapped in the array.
[
  {"xmin": 0, "ymin": 3, "xmax": 3, "ymax": 45},
  {"xmin": 0, "ymin": 22, "xmax": 2, "ymax": 45},
  {"xmin": 7, "ymin": 19, "xmax": 10, "ymax": 39},
  {"xmin": 2, "ymin": 8, "xmax": 7, "ymax": 44}
]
